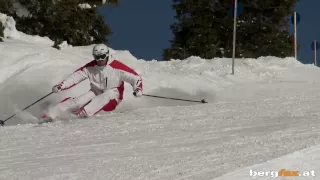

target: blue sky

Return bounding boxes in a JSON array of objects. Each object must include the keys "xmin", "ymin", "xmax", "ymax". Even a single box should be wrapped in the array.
[
  {"xmin": 290, "ymin": 0, "xmax": 320, "ymax": 64},
  {"xmin": 99, "ymin": 0, "xmax": 320, "ymax": 64},
  {"xmin": 99, "ymin": 0, "xmax": 175, "ymax": 61}
]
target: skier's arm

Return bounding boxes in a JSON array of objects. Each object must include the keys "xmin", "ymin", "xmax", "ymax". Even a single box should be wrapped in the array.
[
  {"xmin": 59, "ymin": 66, "xmax": 89, "ymax": 90},
  {"xmin": 110, "ymin": 60, "xmax": 143, "ymax": 91},
  {"xmin": 121, "ymin": 70, "xmax": 143, "ymax": 91},
  {"xmin": 121, "ymin": 70, "xmax": 143, "ymax": 97}
]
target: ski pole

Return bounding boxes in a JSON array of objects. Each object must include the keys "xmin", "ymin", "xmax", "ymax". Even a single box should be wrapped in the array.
[
  {"xmin": 0, "ymin": 92, "xmax": 53, "ymax": 126},
  {"xmin": 134, "ymin": 92, "xmax": 208, "ymax": 103}
]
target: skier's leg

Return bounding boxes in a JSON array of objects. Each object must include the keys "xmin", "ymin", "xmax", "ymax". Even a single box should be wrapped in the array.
[
  {"xmin": 45, "ymin": 91, "xmax": 96, "ymax": 119},
  {"xmin": 81, "ymin": 89, "xmax": 120, "ymax": 117},
  {"xmin": 41, "ymin": 97, "xmax": 71, "ymax": 118}
]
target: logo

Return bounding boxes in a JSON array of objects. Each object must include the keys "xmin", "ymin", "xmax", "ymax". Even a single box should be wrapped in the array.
[{"xmin": 250, "ymin": 169, "xmax": 316, "ymax": 178}]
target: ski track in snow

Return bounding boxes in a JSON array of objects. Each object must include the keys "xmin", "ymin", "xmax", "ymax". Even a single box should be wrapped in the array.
[{"xmin": 1, "ymin": 81, "xmax": 320, "ymax": 180}]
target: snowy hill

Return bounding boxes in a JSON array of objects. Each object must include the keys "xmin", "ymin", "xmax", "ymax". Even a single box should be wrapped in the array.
[{"xmin": 1, "ymin": 14, "xmax": 320, "ymax": 179}]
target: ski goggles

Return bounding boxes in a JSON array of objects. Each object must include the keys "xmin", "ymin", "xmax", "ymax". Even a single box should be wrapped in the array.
[{"xmin": 94, "ymin": 53, "xmax": 109, "ymax": 61}]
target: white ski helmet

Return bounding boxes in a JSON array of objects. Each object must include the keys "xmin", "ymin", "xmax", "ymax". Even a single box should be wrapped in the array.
[{"xmin": 92, "ymin": 44, "xmax": 109, "ymax": 60}]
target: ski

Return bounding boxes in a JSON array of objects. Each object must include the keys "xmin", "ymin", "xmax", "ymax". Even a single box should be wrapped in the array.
[{"xmin": 37, "ymin": 117, "xmax": 55, "ymax": 125}]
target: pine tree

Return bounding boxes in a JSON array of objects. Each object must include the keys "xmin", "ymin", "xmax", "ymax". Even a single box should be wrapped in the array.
[
  {"xmin": 235, "ymin": 0, "xmax": 297, "ymax": 58},
  {"xmin": 163, "ymin": 0, "xmax": 220, "ymax": 60},
  {"xmin": 0, "ymin": 0, "xmax": 117, "ymax": 47},
  {"xmin": 86, "ymin": 0, "xmax": 120, "ymax": 6},
  {"xmin": 12, "ymin": 0, "xmax": 112, "ymax": 48},
  {"xmin": 164, "ymin": 0, "xmax": 298, "ymax": 60},
  {"xmin": 0, "ymin": 0, "xmax": 13, "ymax": 14}
]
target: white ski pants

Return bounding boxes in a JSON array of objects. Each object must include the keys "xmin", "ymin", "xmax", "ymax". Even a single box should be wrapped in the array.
[{"xmin": 47, "ymin": 89, "xmax": 120, "ymax": 119}]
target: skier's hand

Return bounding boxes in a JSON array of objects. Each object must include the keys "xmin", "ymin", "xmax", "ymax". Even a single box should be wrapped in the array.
[
  {"xmin": 133, "ymin": 88, "xmax": 142, "ymax": 98},
  {"xmin": 52, "ymin": 85, "xmax": 62, "ymax": 93}
]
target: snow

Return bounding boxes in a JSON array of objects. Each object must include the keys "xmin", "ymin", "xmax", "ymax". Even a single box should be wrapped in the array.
[
  {"xmin": 0, "ymin": 13, "xmax": 20, "ymax": 39},
  {"xmin": 215, "ymin": 144, "xmax": 319, "ymax": 179},
  {"xmin": 57, "ymin": 41, "xmax": 73, "ymax": 50},
  {"xmin": 78, "ymin": 3, "xmax": 92, "ymax": 9},
  {"xmin": 11, "ymin": 1, "xmax": 30, "ymax": 17},
  {"xmin": 1, "ymin": 14, "xmax": 320, "ymax": 180},
  {"xmin": 0, "ymin": 13, "xmax": 54, "ymax": 45}
]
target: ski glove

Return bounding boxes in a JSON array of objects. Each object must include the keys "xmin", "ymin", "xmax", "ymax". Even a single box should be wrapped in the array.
[
  {"xmin": 133, "ymin": 88, "xmax": 142, "ymax": 98},
  {"xmin": 52, "ymin": 85, "xmax": 62, "ymax": 93}
]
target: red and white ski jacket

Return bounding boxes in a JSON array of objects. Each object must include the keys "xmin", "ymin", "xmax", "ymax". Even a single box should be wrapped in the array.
[{"xmin": 58, "ymin": 57, "xmax": 143, "ymax": 101}]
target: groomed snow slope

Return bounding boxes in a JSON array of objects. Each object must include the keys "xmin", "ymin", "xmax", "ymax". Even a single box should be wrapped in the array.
[{"xmin": 1, "ymin": 14, "xmax": 320, "ymax": 180}]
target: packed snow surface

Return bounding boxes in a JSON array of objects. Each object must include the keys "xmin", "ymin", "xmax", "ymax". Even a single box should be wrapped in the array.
[{"xmin": 1, "ymin": 14, "xmax": 320, "ymax": 180}]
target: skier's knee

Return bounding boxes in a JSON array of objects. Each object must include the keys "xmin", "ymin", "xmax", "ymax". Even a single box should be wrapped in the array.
[
  {"xmin": 103, "ymin": 89, "xmax": 119, "ymax": 99},
  {"xmin": 62, "ymin": 96, "xmax": 82, "ymax": 109},
  {"xmin": 102, "ymin": 99, "xmax": 118, "ymax": 112},
  {"xmin": 90, "ymin": 99, "xmax": 118, "ymax": 116}
]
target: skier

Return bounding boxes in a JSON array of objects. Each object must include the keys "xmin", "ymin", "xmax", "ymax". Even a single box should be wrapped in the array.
[{"xmin": 42, "ymin": 44, "xmax": 143, "ymax": 121}]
